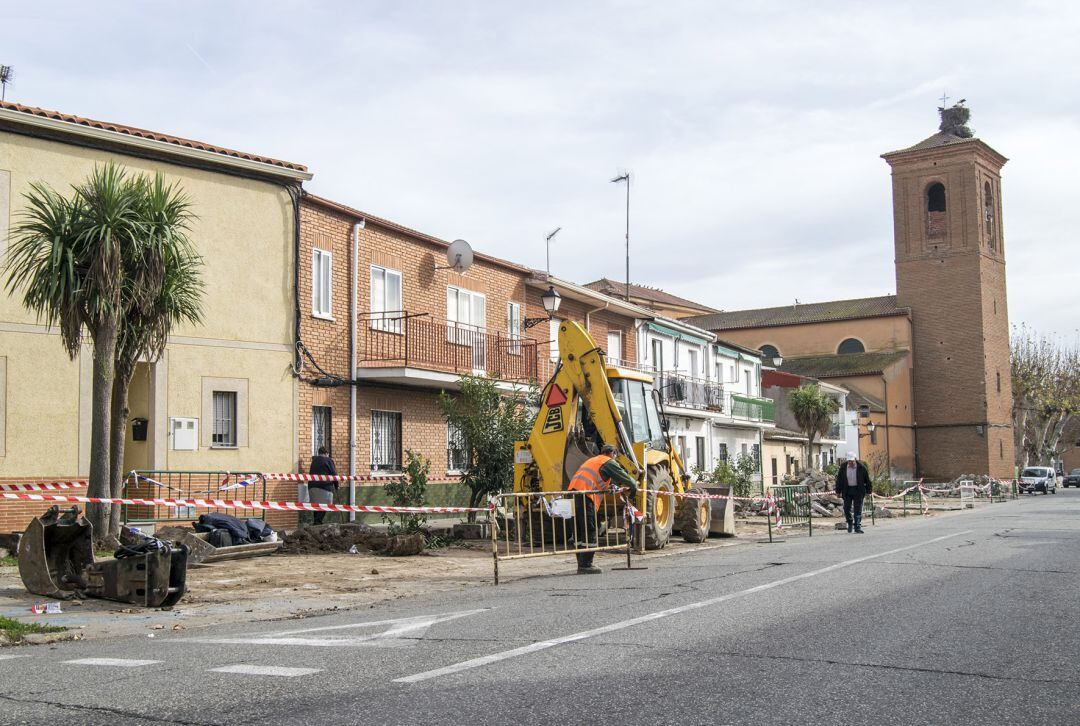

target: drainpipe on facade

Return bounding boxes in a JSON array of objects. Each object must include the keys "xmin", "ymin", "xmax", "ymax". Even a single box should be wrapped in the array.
[
  {"xmin": 349, "ymin": 220, "xmax": 364, "ymax": 520},
  {"xmin": 584, "ymin": 301, "xmax": 609, "ymax": 335},
  {"xmin": 882, "ymin": 374, "xmax": 892, "ymax": 483}
]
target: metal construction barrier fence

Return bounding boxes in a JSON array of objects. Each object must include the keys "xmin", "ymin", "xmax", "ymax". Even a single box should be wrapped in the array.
[
  {"xmin": 765, "ymin": 484, "xmax": 812, "ymax": 542},
  {"xmin": 124, "ymin": 470, "xmax": 268, "ymax": 526},
  {"xmin": 490, "ymin": 489, "xmax": 635, "ymax": 585}
]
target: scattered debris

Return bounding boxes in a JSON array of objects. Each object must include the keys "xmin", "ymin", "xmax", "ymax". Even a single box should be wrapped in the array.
[{"xmin": 29, "ymin": 602, "xmax": 62, "ymax": 615}]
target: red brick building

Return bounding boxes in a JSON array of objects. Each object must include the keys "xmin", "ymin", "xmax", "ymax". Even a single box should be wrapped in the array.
[{"xmin": 295, "ymin": 195, "xmax": 650, "ymax": 511}]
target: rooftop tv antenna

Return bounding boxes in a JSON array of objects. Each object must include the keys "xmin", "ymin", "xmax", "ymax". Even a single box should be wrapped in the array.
[
  {"xmin": 437, "ymin": 239, "xmax": 474, "ymax": 274},
  {"xmin": 0, "ymin": 66, "xmax": 13, "ymax": 102}
]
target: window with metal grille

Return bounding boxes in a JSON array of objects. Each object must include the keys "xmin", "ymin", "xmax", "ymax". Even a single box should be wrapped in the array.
[
  {"xmin": 717, "ymin": 443, "xmax": 728, "ymax": 462},
  {"xmin": 371, "ymin": 410, "xmax": 402, "ymax": 471},
  {"xmin": 695, "ymin": 437, "xmax": 706, "ymax": 470},
  {"xmin": 312, "ymin": 406, "xmax": 331, "ymax": 455},
  {"xmin": 212, "ymin": 391, "xmax": 237, "ymax": 448},
  {"xmin": 447, "ymin": 422, "xmax": 468, "ymax": 472},
  {"xmin": 751, "ymin": 443, "xmax": 761, "ymax": 465}
]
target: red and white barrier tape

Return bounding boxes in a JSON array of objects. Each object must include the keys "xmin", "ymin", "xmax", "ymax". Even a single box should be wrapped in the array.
[
  {"xmin": 0, "ymin": 491, "xmax": 490, "ymax": 515},
  {"xmin": 0, "ymin": 481, "xmax": 88, "ymax": 492},
  {"xmin": 261, "ymin": 472, "xmax": 465, "ymax": 484}
]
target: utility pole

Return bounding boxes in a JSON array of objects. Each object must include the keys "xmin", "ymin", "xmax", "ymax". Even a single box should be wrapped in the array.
[{"xmin": 611, "ymin": 172, "xmax": 630, "ymax": 300}]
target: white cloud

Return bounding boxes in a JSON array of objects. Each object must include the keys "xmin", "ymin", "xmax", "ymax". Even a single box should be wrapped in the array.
[{"xmin": 3, "ymin": 0, "xmax": 1079, "ymax": 331}]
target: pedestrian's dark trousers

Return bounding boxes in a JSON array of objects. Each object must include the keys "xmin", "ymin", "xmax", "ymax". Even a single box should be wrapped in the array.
[
  {"xmin": 574, "ymin": 495, "xmax": 597, "ymax": 568},
  {"xmin": 843, "ymin": 491, "xmax": 865, "ymax": 527}
]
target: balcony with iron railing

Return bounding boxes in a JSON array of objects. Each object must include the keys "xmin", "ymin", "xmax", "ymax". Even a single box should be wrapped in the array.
[
  {"xmin": 357, "ymin": 312, "xmax": 539, "ymax": 384},
  {"xmin": 653, "ymin": 371, "xmax": 726, "ymax": 412}
]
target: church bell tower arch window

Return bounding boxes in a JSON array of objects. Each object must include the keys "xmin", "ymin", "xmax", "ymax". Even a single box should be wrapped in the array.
[
  {"xmin": 926, "ymin": 182, "xmax": 947, "ymax": 238},
  {"xmin": 983, "ymin": 180, "xmax": 995, "ymax": 248}
]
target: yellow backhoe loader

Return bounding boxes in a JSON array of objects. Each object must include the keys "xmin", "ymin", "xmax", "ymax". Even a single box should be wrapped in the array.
[{"xmin": 514, "ymin": 319, "xmax": 713, "ymax": 548}]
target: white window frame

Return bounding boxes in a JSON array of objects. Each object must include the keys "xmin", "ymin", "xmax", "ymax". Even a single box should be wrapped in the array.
[
  {"xmin": 312, "ymin": 248, "xmax": 333, "ymax": 319},
  {"xmin": 687, "ymin": 348, "xmax": 699, "ymax": 378},
  {"xmin": 211, "ymin": 391, "xmax": 238, "ymax": 449},
  {"xmin": 507, "ymin": 302, "xmax": 522, "ymax": 355},
  {"xmin": 370, "ymin": 265, "xmax": 403, "ymax": 333},
  {"xmin": 607, "ymin": 330, "xmax": 623, "ymax": 366},
  {"xmin": 651, "ymin": 338, "xmax": 665, "ymax": 372},
  {"xmin": 447, "ymin": 286, "xmax": 487, "ymax": 333}
]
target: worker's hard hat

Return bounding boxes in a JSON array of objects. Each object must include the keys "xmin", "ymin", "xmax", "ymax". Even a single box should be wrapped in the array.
[{"xmin": 847, "ymin": 452, "xmax": 858, "ymax": 461}]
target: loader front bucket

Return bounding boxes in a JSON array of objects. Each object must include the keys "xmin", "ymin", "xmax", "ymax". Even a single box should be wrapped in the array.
[{"xmin": 17, "ymin": 505, "xmax": 95, "ymax": 600}]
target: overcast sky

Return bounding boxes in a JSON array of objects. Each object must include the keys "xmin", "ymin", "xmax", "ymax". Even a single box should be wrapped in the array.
[{"xmin": 4, "ymin": 1, "xmax": 1079, "ymax": 335}]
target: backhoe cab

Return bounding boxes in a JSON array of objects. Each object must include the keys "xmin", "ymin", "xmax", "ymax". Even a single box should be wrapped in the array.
[{"xmin": 514, "ymin": 320, "xmax": 712, "ymax": 548}]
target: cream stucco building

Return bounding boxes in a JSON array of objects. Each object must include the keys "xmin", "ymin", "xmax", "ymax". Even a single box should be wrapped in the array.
[{"xmin": 0, "ymin": 101, "xmax": 311, "ymax": 529}]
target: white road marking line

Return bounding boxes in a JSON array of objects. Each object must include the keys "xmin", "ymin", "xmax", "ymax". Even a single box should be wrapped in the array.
[
  {"xmin": 395, "ymin": 530, "xmax": 973, "ymax": 684},
  {"xmin": 64, "ymin": 658, "xmax": 162, "ymax": 667},
  {"xmin": 179, "ymin": 609, "xmax": 488, "ymax": 648},
  {"xmin": 211, "ymin": 664, "xmax": 322, "ymax": 677},
  {"xmin": 0, "ymin": 654, "xmax": 30, "ymax": 661}
]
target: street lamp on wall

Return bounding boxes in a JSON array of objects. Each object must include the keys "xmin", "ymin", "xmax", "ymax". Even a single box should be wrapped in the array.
[
  {"xmin": 524, "ymin": 285, "xmax": 562, "ymax": 329},
  {"xmin": 772, "ymin": 356, "xmax": 783, "ymax": 368}
]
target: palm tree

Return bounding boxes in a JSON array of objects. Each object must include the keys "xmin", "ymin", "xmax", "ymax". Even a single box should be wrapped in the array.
[
  {"xmin": 6, "ymin": 165, "xmax": 142, "ymax": 537},
  {"xmin": 106, "ymin": 185, "xmax": 203, "ymax": 539},
  {"xmin": 788, "ymin": 384, "xmax": 839, "ymax": 470}
]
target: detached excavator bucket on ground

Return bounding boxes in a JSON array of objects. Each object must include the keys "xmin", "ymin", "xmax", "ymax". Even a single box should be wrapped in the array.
[
  {"xmin": 17, "ymin": 505, "xmax": 95, "ymax": 599},
  {"xmin": 18, "ymin": 505, "xmax": 188, "ymax": 608}
]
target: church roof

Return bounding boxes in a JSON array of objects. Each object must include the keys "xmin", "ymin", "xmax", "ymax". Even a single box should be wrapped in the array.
[
  {"xmin": 684, "ymin": 295, "xmax": 908, "ymax": 331},
  {"xmin": 778, "ymin": 350, "xmax": 909, "ymax": 379},
  {"xmin": 584, "ymin": 278, "xmax": 718, "ymax": 314},
  {"xmin": 886, "ymin": 130, "xmax": 979, "ymax": 155}
]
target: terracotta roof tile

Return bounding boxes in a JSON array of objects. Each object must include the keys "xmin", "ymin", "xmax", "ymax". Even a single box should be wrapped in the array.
[
  {"xmin": 583, "ymin": 278, "xmax": 718, "ymax": 313},
  {"xmin": 0, "ymin": 100, "xmax": 308, "ymax": 173},
  {"xmin": 685, "ymin": 295, "xmax": 908, "ymax": 331},
  {"xmin": 778, "ymin": 350, "xmax": 909, "ymax": 378}
]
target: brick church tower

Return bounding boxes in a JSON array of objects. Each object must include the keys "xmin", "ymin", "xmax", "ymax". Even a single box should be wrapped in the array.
[{"xmin": 882, "ymin": 104, "xmax": 1015, "ymax": 479}]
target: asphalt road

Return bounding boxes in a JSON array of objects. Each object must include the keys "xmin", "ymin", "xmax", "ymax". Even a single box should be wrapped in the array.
[{"xmin": 2, "ymin": 490, "xmax": 1078, "ymax": 726}]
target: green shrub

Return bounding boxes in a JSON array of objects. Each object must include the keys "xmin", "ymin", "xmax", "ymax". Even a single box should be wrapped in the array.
[{"xmin": 382, "ymin": 450, "xmax": 429, "ymax": 536}]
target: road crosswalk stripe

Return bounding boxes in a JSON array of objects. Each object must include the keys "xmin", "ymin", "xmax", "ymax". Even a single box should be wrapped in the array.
[
  {"xmin": 210, "ymin": 664, "xmax": 322, "ymax": 677},
  {"xmin": 64, "ymin": 658, "xmax": 162, "ymax": 667}
]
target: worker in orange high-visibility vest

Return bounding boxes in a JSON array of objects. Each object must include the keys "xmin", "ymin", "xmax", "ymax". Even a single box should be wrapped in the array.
[{"xmin": 568, "ymin": 444, "xmax": 638, "ymax": 574}]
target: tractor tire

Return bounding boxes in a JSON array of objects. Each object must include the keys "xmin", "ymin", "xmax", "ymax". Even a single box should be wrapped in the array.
[
  {"xmin": 643, "ymin": 467, "xmax": 675, "ymax": 550},
  {"xmin": 676, "ymin": 487, "xmax": 712, "ymax": 543}
]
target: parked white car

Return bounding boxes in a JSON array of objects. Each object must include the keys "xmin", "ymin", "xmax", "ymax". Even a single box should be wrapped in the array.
[{"xmin": 1019, "ymin": 466, "xmax": 1058, "ymax": 495}]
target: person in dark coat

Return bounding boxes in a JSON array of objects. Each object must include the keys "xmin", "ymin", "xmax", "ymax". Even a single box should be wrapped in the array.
[
  {"xmin": 835, "ymin": 452, "xmax": 872, "ymax": 534},
  {"xmin": 308, "ymin": 446, "xmax": 337, "ymax": 525}
]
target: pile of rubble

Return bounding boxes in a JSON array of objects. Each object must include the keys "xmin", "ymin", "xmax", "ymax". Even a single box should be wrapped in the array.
[
  {"xmin": 796, "ymin": 469, "xmax": 835, "ymax": 493},
  {"xmin": 280, "ymin": 523, "xmax": 425, "ymax": 557}
]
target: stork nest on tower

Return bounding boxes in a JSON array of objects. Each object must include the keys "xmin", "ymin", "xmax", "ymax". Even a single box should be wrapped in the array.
[{"xmin": 938, "ymin": 103, "xmax": 973, "ymax": 138}]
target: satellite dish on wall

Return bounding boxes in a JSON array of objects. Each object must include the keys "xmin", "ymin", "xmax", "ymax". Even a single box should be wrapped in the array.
[{"xmin": 445, "ymin": 239, "xmax": 474, "ymax": 274}]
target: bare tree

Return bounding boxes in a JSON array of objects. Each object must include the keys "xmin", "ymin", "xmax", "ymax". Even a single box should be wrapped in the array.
[{"xmin": 1011, "ymin": 326, "xmax": 1080, "ymax": 468}]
